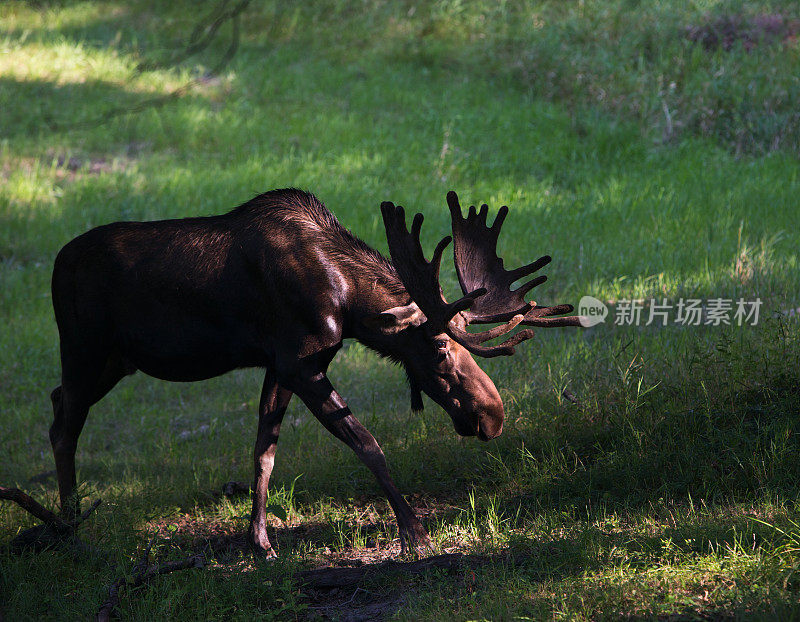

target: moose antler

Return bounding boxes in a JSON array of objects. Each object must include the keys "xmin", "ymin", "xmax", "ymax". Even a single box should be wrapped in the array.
[
  {"xmin": 447, "ymin": 191, "xmax": 583, "ymax": 329},
  {"xmin": 380, "ymin": 201, "xmax": 535, "ymax": 358},
  {"xmin": 380, "ymin": 202, "xmax": 484, "ymax": 328}
]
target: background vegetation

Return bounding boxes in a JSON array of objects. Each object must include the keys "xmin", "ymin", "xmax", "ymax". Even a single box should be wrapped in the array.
[{"xmin": 1, "ymin": 0, "xmax": 799, "ymax": 619}]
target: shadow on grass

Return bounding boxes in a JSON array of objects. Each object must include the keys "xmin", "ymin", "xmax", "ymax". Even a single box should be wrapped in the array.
[
  {"xmin": 126, "ymin": 505, "xmax": 800, "ymax": 620},
  {"xmin": 7, "ymin": 352, "xmax": 799, "ymax": 619}
]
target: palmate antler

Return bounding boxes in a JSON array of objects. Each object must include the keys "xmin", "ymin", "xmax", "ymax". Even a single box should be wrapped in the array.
[
  {"xmin": 380, "ymin": 202, "xmax": 483, "ymax": 330},
  {"xmin": 380, "ymin": 192, "xmax": 581, "ymax": 358},
  {"xmin": 447, "ymin": 191, "xmax": 584, "ymax": 330},
  {"xmin": 381, "ymin": 202, "xmax": 530, "ymax": 357}
]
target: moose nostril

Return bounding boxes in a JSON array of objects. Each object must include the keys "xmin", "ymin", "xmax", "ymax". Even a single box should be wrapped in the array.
[{"xmin": 477, "ymin": 413, "xmax": 502, "ymax": 441}]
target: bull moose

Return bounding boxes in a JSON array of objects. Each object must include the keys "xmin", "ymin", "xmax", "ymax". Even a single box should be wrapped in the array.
[{"xmin": 49, "ymin": 188, "xmax": 581, "ymax": 555}]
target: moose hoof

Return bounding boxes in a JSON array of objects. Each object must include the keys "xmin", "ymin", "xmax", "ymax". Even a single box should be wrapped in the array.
[
  {"xmin": 249, "ymin": 541, "xmax": 278, "ymax": 559},
  {"xmin": 254, "ymin": 546, "xmax": 278, "ymax": 560},
  {"xmin": 399, "ymin": 522, "xmax": 436, "ymax": 558},
  {"xmin": 248, "ymin": 530, "xmax": 278, "ymax": 559}
]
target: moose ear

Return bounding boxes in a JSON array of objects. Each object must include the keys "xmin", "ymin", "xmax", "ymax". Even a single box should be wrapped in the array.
[{"xmin": 362, "ymin": 304, "xmax": 425, "ymax": 335}]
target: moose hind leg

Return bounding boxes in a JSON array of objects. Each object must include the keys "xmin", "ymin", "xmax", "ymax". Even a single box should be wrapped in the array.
[
  {"xmin": 50, "ymin": 354, "xmax": 130, "ymax": 520},
  {"xmin": 248, "ymin": 371, "xmax": 293, "ymax": 556},
  {"xmin": 50, "ymin": 384, "xmax": 91, "ymax": 520}
]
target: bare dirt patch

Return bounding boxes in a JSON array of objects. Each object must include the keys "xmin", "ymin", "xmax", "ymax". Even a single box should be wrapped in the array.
[
  {"xmin": 46, "ymin": 143, "xmax": 149, "ymax": 179},
  {"xmin": 139, "ymin": 493, "xmax": 487, "ymax": 620}
]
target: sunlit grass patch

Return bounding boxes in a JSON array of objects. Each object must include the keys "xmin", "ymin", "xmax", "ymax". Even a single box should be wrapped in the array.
[{"xmin": 0, "ymin": 1, "xmax": 123, "ymax": 33}]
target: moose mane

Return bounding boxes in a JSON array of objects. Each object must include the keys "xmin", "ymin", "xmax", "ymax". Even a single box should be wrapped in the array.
[{"xmin": 233, "ymin": 188, "xmax": 407, "ymax": 297}]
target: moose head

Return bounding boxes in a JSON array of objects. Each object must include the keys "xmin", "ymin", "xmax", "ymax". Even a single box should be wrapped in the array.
[{"xmin": 365, "ymin": 191, "xmax": 583, "ymax": 441}]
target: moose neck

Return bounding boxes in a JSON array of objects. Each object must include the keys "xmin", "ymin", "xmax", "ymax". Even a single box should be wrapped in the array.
[{"xmin": 342, "ymin": 259, "xmax": 414, "ymax": 358}]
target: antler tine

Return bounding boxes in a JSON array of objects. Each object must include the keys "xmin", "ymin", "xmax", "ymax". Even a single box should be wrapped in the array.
[
  {"xmin": 380, "ymin": 201, "xmax": 486, "ymax": 332},
  {"xmin": 515, "ymin": 274, "xmax": 548, "ymax": 299},
  {"xmin": 522, "ymin": 303, "xmax": 584, "ymax": 327},
  {"xmin": 508, "ymin": 255, "xmax": 551, "ymax": 284},
  {"xmin": 381, "ymin": 195, "xmax": 578, "ymax": 356},
  {"xmin": 447, "ymin": 324, "xmax": 537, "ymax": 358},
  {"xmin": 489, "ymin": 204, "xmax": 507, "ymax": 235},
  {"xmin": 524, "ymin": 316, "xmax": 584, "ymax": 327},
  {"xmin": 465, "ymin": 303, "xmax": 585, "ymax": 327},
  {"xmin": 526, "ymin": 303, "xmax": 574, "ymax": 317}
]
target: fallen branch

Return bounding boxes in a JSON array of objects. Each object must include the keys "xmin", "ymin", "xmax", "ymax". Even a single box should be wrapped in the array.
[
  {"xmin": 297, "ymin": 553, "xmax": 489, "ymax": 590},
  {"xmin": 1, "ymin": 485, "xmax": 102, "ymax": 552},
  {"xmin": 96, "ymin": 544, "xmax": 205, "ymax": 622},
  {"xmin": 0, "ymin": 486, "xmax": 101, "ymax": 528},
  {"xmin": 0, "ymin": 486, "xmax": 68, "ymax": 528}
]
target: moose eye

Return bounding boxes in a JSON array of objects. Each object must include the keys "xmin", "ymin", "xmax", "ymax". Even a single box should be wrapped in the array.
[{"xmin": 434, "ymin": 339, "xmax": 448, "ymax": 350}]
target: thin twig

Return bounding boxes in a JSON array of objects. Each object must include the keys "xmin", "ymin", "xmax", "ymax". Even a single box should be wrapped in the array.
[
  {"xmin": 45, "ymin": 0, "xmax": 251, "ymax": 132},
  {"xmin": 72, "ymin": 499, "xmax": 103, "ymax": 528},
  {"xmin": 96, "ymin": 551, "xmax": 205, "ymax": 621}
]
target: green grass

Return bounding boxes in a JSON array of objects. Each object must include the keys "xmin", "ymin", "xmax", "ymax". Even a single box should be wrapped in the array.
[{"xmin": 2, "ymin": 0, "xmax": 800, "ymax": 619}]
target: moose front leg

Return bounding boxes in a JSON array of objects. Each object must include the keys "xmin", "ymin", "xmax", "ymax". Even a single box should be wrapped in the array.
[
  {"xmin": 292, "ymin": 373, "xmax": 432, "ymax": 555},
  {"xmin": 248, "ymin": 371, "xmax": 293, "ymax": 556}
]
